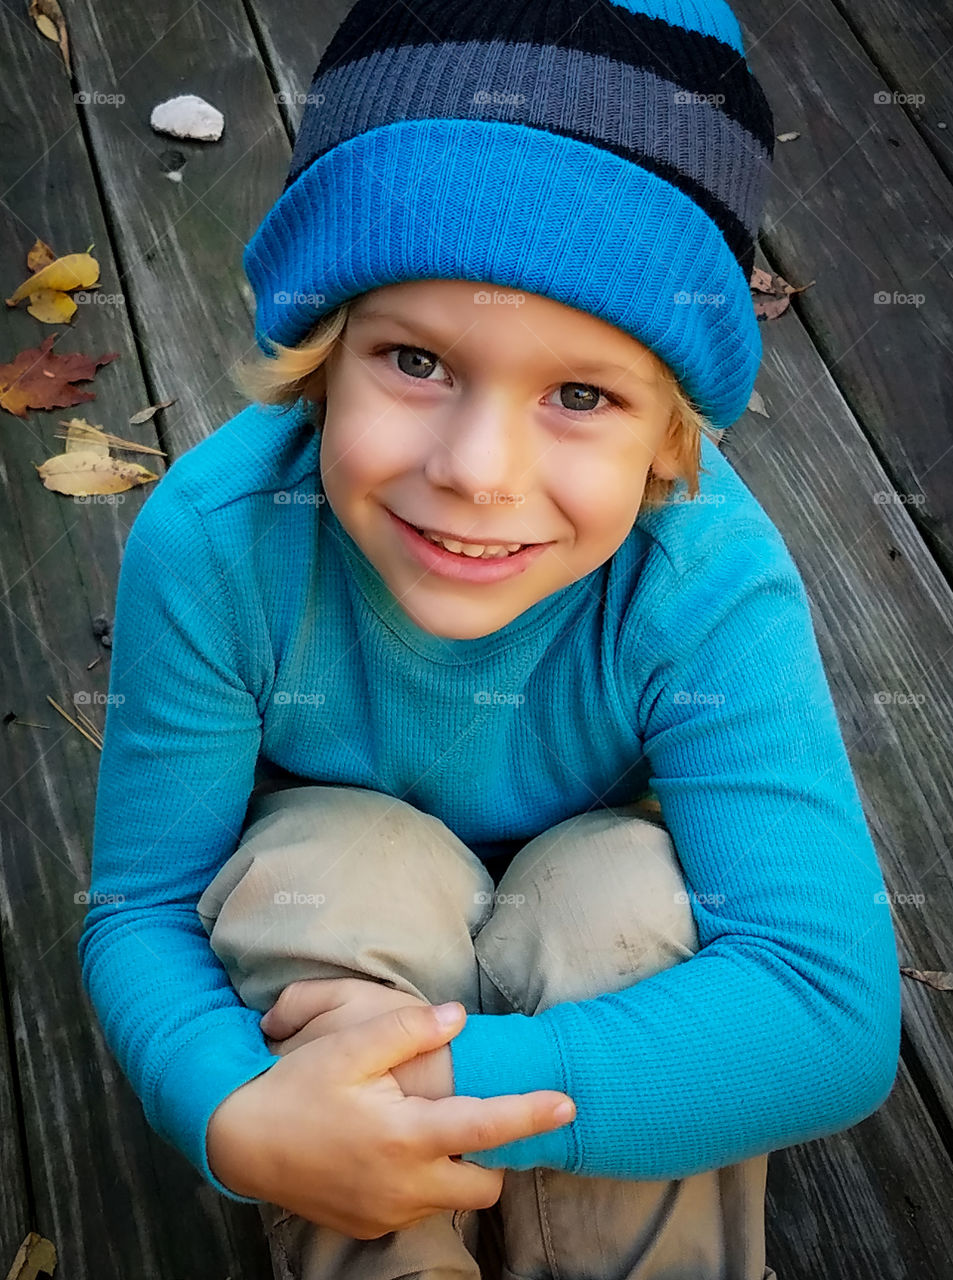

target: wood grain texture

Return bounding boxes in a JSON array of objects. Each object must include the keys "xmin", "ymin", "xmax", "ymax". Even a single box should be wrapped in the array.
[
  {"xmin": 0, "ymin": 3, "xmax": 273, "ymax": 1277},
  {"xmin": 733, "ymin": 0, "xmax": 953, "ymax": 584}
]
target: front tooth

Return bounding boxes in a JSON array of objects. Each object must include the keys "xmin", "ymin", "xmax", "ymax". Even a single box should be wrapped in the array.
[{"xmin": 421, "ymin": 528, "xmax": 520, "ymax": 557}]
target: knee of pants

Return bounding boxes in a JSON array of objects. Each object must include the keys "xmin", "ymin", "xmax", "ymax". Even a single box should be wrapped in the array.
[
  {"xmin": 196, "ymin": 785, "xmax": 495, "ymax": 1013},
  {"xmin": 474, "ymin": 805, "xmax": 700, "ymax": 1017}
]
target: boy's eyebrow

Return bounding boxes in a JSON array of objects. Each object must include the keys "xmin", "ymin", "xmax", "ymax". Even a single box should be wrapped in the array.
[{"xmin": 349, "ymin": 308, "xmax": 659, "ymax": 387}]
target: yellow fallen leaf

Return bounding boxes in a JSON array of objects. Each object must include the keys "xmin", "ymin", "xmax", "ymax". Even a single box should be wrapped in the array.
[
  {"xmin": 29, "ymin": 0, "xmax": 71, "ymax": 75},
  {"xmin": 35, "ymin": 450, "xmax": 158, "ymax": 495},
  {"xmin": 5, "ymin": 1230, "xmax": 57, "ymax": 1279},
  {"xmin": 6, "ymin": 252, "xmax": 100, "ymax": 307},
  {"xmin": 61, "ymin": 417, "xmax": 111, "ymax": 457},
  {"xmin": 26, "ymin": 287, "xmax": 77, "ymax": 324},
  {"xmin": 27, "ymin": 239, "xmax": 57, "ymax": 272}
]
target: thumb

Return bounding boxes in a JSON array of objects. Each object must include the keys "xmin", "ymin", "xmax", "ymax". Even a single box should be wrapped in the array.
[{"xmin": 332, "ymin": 1001, "xmax": 465, "ymax": 1082}]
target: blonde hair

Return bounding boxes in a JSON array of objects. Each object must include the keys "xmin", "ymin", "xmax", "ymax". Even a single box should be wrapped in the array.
[{"xmin": 232, "ymin": 299, "xmax": 720, "ymax": 509}]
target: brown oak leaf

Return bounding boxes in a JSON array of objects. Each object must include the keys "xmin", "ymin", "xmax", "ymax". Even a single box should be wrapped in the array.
[{"xmin": 0, "ymin": 333, "xmax": 118, "ymax": 418}]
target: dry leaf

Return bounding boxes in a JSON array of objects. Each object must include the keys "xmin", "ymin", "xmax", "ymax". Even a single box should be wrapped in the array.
[
  {"xmin": 55, "ymin": 419, "xmax": 167, "ymax": 457},
  {"xmin": 5, "ymin": 1230, "xmax": 57, "ymax": 1280},
  {"xmin": 900, "ymin": 968, "xmax": 953, "ymax": 992},
  {"xmin": 129, "ymin": 398, "xmax": 175, "ymax": 424},
  {"xmin": 61, "ymin": 416, "xmax": 111, "ymax": 457},
  {"xmin": 29, "ymin": 0, "xmax": 71, "ymax": 74},
  {"xmin": 747, "ymin": 389, "xmax": 769, "ymax": 418},
  {"xmin": 750, "ymin": 267, "xmax": 815, "ymax": 321},
  {"xmin": 35, "ymin": 450, "xmax": 158, "ymax": 496},
  {"xmin": 26, "ymin": 287, "xmax": 77, "ymax": 324},
  {"xmin": 27, "ymin": 239, "xmax": 57, "ymax": 273},
  {"xmin": 777, "ymin": 131, "xmax": 800, "ymax": 143},
  {"xmin": 0, "ymin": 334, "xmax": 119, "ymax": 418},
  {"xmin": 6, "ymin": 252, "xmax": 100, "ymax": 307}
]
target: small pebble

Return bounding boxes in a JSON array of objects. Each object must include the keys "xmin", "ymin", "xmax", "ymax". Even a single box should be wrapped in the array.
[{"xmin": 151, "ymin": 94, "xmax": 224, "ymax": 142}]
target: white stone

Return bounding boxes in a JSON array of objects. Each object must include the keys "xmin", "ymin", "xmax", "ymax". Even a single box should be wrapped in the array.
[{"xmin": 150, "ymin": 94, "xmax": 224, "ymax": 142}]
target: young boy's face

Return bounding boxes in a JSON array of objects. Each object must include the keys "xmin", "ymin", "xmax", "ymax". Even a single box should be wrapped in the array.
[{"xmin": 317, "ymin": 278, "xmax": 682, "ymax": 640}]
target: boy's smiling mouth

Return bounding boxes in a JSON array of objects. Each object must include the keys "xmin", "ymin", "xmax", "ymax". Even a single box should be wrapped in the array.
[
  {"xmin": 388, "ymin": 507, "xmax": 543, "ymax": 555},
  {"xmin": 385, "ymin": 508, "xmax": 554, "ymax": 581}
]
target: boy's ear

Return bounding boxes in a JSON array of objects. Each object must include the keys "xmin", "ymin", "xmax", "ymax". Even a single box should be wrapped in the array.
[
  {"xmin": 303, "ymin": 364, "xmax": 327, "ymax": 404},
  {"xmin": 649, "ymin": 413, "xmax": 686, "ymax": 482}
]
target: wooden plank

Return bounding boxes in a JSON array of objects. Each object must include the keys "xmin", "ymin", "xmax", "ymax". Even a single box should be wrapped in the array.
[
  {"xmin": 723, "ymin": 249, "xmax": 953, "ymax": 1268},
  {"xmin": 829, "ymin": 0, "xmax": 953, "ymax": 179},
  {"xmin": 64, "ymin": 0, "xmax": 290, "ymax": 461},
  {"xmin": 726, "ymin": 251, "xmax": 953, "ymax": 1129},
  {"xmin": 733, "ymin": 0, "xmax": 953, "ymax": 582},
  {"xmin": 765, "ymin": 1061, "xmax": 953, "ymax": 1280},
  {"xmin": 0, "ymin": 7, "xmax": 273, "ymax": 1279}
]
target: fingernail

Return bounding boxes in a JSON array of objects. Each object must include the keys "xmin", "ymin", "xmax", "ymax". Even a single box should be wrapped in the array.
[
  {"xmin": 553, "ymin": 1101, "xmax": 575, "ymax": 1123},
  {"xmin": 434, "ymin": 1002, "xmax": 462, "ymax": 1026}
]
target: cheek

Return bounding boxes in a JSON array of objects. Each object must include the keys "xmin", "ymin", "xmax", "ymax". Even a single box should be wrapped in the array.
[{"xmin": 552, "ymin": 450, "xmax": 650, "ymax": 540}]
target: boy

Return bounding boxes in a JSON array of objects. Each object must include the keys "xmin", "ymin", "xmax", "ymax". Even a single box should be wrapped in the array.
[{"xmin": 78, "ymin": 1, "xmax": 901, "ymax": 1276}]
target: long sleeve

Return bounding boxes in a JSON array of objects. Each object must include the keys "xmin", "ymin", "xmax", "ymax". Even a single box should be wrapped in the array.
[
  {"xmin": 77, "ymin": 477, "xmax": 279, "ymax": 1203},
  {"xmin": 448, "ymin": 525, "xmax": 902, "ymax": 1178}
]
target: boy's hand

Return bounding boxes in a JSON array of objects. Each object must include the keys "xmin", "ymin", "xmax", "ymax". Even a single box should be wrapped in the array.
[
  {"xmin": 260, "ymin": 977, "xmax": 454, "ymax": 1099},
  {"xmin": 207, "ymin": 1003, "xmax": 576, "ymax": 1236}
]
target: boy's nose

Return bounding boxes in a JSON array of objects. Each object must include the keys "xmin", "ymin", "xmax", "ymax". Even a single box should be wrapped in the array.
[{"xmin": 423, "ymin": 403, "xmax": 530, "ymax": 502}]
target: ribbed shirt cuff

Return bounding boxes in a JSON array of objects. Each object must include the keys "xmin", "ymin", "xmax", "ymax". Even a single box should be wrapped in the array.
[
  {"xmin": 150, "ymin": 1028, "xmax": 280, "ymax": 1203},
  {"xmin": 448, "ymin": 1010, "xmax": 576, "ymax": 1170}
]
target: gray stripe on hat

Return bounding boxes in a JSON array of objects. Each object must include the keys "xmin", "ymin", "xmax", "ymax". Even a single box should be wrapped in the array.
[{"xmin": 287, "ymin": 40, "xmax": 769, "ymax": 236}]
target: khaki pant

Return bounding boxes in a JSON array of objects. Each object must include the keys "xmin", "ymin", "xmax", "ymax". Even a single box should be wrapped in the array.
[{"xmin": 197, "ymin": 784, "xmax": 778, "ymax": 1280}]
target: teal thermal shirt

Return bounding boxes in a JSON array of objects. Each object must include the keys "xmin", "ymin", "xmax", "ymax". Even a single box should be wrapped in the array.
[{"xmin": 77, "ymin": 397, "xmax": 901, "ymax": 1203}]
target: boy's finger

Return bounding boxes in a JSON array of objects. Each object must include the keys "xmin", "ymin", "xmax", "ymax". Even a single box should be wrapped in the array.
[
  {"xmin": 416, "ymin": 1090, "xmax": 576, "ymax": 1157},
  {"xmin": 329, "ymin": 1002, "xmax": 466, "ymax": 1081},
  {"xmin": 260, "ymin": 977, "xmax": 345, "ymax": 1038}
]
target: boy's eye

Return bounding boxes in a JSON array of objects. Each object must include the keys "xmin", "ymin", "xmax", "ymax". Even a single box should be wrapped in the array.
[
  {"xmin": 383, "ymin": 344, "xmax": 442, "ymax": 381},
  {"xmin": 375, "ymin": 343, "xmax": 621, "ymax": 416}
]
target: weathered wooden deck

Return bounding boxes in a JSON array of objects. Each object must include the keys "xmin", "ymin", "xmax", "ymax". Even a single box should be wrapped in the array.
[{"xmin": 1, "ymin": 1, "xmax": 952, "ymax": 1277}]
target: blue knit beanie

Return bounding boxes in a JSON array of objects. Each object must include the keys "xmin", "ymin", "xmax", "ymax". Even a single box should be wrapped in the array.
[{"xmin": 243, "ymin": 0, "xmax": 774, "ymax": 432}]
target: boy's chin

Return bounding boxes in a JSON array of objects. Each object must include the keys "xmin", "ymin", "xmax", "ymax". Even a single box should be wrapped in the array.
[{"xmin": 398, "ymin": 599, "xmax": 525, "ymax": 641}]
